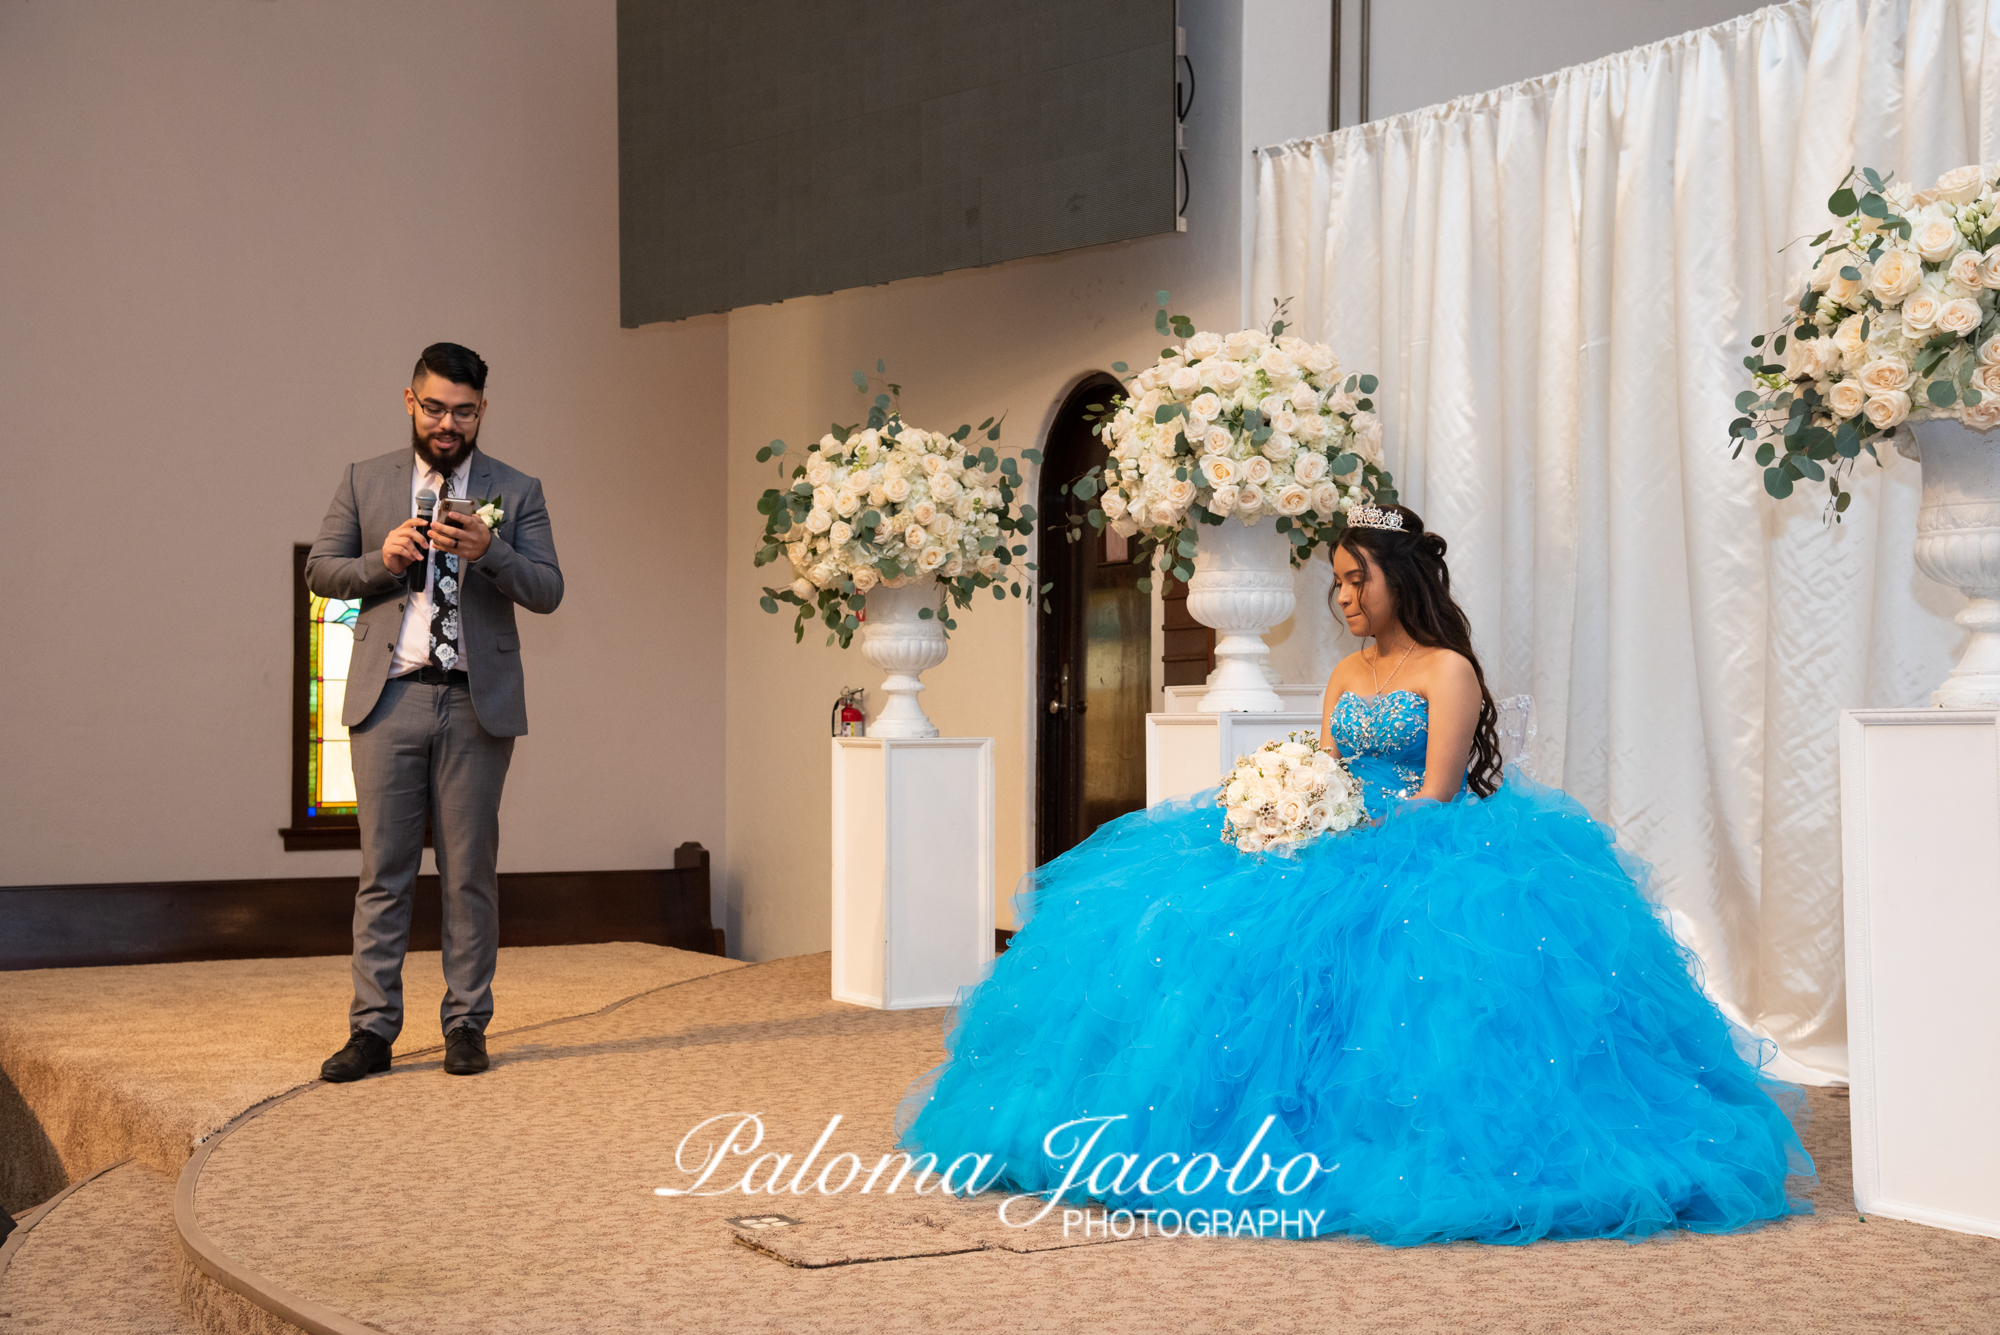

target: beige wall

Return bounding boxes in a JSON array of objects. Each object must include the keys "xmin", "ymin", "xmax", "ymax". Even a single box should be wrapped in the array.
[{"xmin": 0, "ymin": 2, "xmax": 728, "ymax": 887}]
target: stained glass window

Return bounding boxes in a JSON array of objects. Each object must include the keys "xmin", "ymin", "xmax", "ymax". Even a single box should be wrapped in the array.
[
  {"xmin": 308, "ymin": 592, "xmax": 359, "ymax": 817},
  {"xmin": 285, "ymin": 543, "xmax": 362, "ymax": 850}
]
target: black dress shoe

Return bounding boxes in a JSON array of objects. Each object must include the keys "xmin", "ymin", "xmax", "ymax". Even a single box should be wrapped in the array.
[
  {"xmin": 320, "ymin": 1030, "xmax": 392, "ymax": 1083},
  {"xmin": 443, "ymin": 1024, "xmax": 489, "ymax": 1076}
]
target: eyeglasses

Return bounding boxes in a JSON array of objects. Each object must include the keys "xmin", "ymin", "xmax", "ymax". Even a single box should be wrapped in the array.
[{"xmin": 415, "ymin": 399, "xmax": 482, "ymax": 426}]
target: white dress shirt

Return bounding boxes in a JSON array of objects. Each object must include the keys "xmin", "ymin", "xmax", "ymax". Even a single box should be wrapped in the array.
[{"xmin": 389, "ymin": 452, "xmax": 474, "ymax": 675}]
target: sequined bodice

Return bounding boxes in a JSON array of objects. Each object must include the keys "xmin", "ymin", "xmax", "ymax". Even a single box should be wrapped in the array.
[{"xmin": 1329, "ymin": 689, "xmax": 1431, "ymax": 800}]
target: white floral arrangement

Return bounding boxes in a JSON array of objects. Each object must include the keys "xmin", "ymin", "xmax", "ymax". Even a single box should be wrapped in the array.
[
  {"xmin": 1218, "ymin": 732, "xmax": 1366, "ymax": 854},
  {"xmin": 472, "ymin": 497, "xmax": 503, "ymax": 529},
  {"xmin": 1061, "ymin": 294, "xmax": 1398, "ymax": 586},
  {"xmin": 1736, "ymin": 163, "xmax": 2000, "ymax": 516},
  {"xmin": 755, "ymin": 364, "xmax": 1046, "ymax": 646}
]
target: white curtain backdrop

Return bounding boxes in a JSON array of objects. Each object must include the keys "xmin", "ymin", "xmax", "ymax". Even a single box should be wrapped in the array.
[{"xmin": 1253, "ymin": 0, "xmax": 2000, "ymax": 1083}]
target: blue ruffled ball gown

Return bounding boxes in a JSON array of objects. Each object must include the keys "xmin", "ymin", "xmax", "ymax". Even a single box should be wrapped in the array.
[{"xmin": 896, "ymin": 690, "xmax": 1814, "ymax": 1245}]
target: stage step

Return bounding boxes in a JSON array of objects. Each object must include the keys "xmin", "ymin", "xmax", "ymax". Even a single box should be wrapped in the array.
[{"xmin": 0, "ymin": 1160, "xmax": 212, "ymax": 1334}]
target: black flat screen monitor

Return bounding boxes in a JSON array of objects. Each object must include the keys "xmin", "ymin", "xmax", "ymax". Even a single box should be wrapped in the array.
[{"xmin": 618, "ymin": 0, "xmax": 1179, "ymax": 326}]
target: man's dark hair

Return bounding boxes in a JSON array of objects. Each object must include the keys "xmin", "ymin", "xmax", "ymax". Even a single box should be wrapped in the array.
[{"xmin": 413, "ymin": 342, "xmax": 489, "ymax": 393}]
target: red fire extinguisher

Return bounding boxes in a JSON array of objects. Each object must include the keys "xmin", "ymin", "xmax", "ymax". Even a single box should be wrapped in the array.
[{"xmin": 831, "ymin": 687, "xmax": 866, "ymax": 738}]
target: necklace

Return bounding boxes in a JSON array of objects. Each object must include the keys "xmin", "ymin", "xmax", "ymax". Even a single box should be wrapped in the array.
[{"xmin": 1361, "ymin": 639, "xmax": 1415, "ymax": 755}]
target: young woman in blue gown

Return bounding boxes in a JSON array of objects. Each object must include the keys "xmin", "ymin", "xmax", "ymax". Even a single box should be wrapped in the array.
[{"xmin": 896, "ymin": 505, "xmax": 1814, "ymax": 1246}]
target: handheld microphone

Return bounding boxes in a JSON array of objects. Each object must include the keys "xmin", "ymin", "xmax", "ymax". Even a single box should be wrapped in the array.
[{"xmin": 408, "ymin": 488, "xmax": 438, "ymax": 592}]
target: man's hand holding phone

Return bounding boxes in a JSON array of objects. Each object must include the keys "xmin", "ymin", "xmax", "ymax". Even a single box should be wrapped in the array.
[{"xmin": 431, "ymin": 498, "xmax": 492, "ymax": 563}]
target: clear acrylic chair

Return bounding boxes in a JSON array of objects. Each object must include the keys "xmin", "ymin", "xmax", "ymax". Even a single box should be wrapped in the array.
[{"xmin": 1495, "ymin": 694, "xmax": 1537, "ymax": 780}]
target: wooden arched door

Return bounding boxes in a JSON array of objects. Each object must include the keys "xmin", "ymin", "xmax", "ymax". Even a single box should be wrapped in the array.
[{"xmin": 1035, "ymin": 374, "xmax": 1152, "ymax": 864}]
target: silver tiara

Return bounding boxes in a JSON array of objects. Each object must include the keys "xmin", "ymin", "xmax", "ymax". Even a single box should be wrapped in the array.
[{"xmin": 1345, "ymin": 503, "xmax": 1404, "ymax": 532}]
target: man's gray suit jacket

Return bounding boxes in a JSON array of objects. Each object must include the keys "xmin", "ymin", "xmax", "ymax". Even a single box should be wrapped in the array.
[{"xmin": 305, "ymin": 447, "xmax": 562, "ymax": 737}]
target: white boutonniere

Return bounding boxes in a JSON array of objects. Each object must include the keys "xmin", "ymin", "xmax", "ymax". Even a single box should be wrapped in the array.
[{"xmin": 472, "ymin": 497, "xmax": 504, "ymax": 529}]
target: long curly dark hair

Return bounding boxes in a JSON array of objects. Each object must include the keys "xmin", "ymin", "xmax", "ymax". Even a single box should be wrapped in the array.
[{"xmin": 1332, "ymin": 506, "xmax": 1502, "ymax": 798}]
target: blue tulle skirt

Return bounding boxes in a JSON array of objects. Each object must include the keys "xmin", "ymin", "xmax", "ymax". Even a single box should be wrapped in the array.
[{"xmin": 897, "ymin": 770, "xmax": 1815, "ymax": 1246}]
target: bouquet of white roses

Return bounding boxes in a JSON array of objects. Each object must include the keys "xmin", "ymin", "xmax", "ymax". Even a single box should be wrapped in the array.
[
  {"xmin": 755, "ymin": 364, "xmax": 1046, "ymax": 646},
  {"xmin": 1735, "ymin": 163, "xmax": 2000, "ymax": 517},
  {"xmin": 1063, "ymin": 294, "xmax": 1398, "ymax": 587},
  {"xmin": 1218, "ymin": 732, "xmax": 1365, "ymax": 854}
]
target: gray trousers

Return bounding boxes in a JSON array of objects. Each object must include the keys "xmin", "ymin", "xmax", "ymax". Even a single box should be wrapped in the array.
[{"xmin": 348, "ymin": 675, "xmax": 514, "ymax": 1043}]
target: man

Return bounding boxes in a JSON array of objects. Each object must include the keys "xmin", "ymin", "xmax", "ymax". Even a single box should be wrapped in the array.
[{"xmin": 306, "ymin": 343, "xmax": 562, "ymax": 1081}]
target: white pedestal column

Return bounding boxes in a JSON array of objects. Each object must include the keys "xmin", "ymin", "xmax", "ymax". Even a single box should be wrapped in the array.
[
  {"xmin": 831, "ymin": 736, "xmax": 994, "ymax": 1009},
  {"xmin": 1839, "ymin": 708, "xmax": 2000, "ymax": 1239},
  {"xmin": 1145, "ymin": 711, "xmax": 1324, "ymax": 806}
]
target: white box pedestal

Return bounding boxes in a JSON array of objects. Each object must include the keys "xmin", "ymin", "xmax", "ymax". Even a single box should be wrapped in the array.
[
  {"xmin": 831, "ymin": 737, "xmax": 994, "ymax": 1010},
  {"xmin": 1839, "ymin": 708, "xmax": 2000, "ymax": 1239},
  {"xmin": 1146, "ymin": 711, "xmax": 1324, "ymax": 806}
]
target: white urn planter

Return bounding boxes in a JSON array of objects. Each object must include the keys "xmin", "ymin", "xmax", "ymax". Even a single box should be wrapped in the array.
[
  {"xmin": 1902, "ymin": 418, "xmax": 2000, "ymax": 707},
  {"xmin": 1185, "ymin": 518, "xmax": 1295, "ymax": 713},
  {"xmin": 859, "ymin": 580, "xmax": 949, "ymax": 737}
]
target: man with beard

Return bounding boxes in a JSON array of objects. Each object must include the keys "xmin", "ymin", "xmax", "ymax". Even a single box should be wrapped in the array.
[{"xmin": 306, "ymin": 342, "xmax": 563, "ymax": 1081}]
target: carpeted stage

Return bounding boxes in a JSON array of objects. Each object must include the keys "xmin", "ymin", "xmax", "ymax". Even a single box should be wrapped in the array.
[{"xmin": 3, "ymin": 947, "xmax": 1997, "ymax": 1334}]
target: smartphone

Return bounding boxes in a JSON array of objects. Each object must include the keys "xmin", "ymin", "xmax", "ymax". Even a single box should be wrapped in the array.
[{"xmin": 438, "ymin": 497, "xmax": 477, "ymax": 518}]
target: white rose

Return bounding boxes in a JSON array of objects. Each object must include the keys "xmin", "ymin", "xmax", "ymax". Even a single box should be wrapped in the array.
[
  {"xmin": 808, "ymin": 563, "xmax": 836, "ymax": 585},
  {"xmin": 1938, "ymin": 298, "xmax": 1984, "ymax": 336},
  {"xmin": 1884, "ymin": 181, "xmax": 1920, "ymax": 213},
  {"xmin": 1257, "ymin": 347, "xmax": 1296, "ymax": 379},
  {"xmin": 1979, "ymin": 246, "xmax": 2000, "ymax": 289},
  {"xmin": 976, "ymin": 553, "xmax": 1001, "ymax": 577},
  {"xmin": 852, "ymin": 566, "xmax": 880, "ymax": 593},
  {"xmin": 1351, "ymin": 412, "xmax": 1384, "ymax": 456},
  {"xmin": 828, "ymin": 520, "xmax": 853, "ymax": 547},
  {"xmin": 1983, "ymin": 337, "xmax": 2000, "ymax": 366},
  {"xmin": 1258, "ymin": 394, "xmax": 1285, "ymax": 419},
  {"xmin": 1868, "ymin": 249, "xmax": 1922, "ymax": 303},
  {"xmin": 1213, "ymin": 360, "xmax": 1246, "ymax": 393},
  {"xmin": 916, "ymin": 545, "xmax": 949, "ymax": 572},
  {"xmin": 910, "ymin": 499, "xmax": 939, "ymax": 526},
  {"xmin": 1262, "ymin": 432, "xmax": 1297, "ymax": 462},
  {"xmin": 1271, "ymin": 410, "xmax": 1300, "ymax": 436},
  {"xmin": 1303, "ymin": 343, "xmax": 1337, "ymax": 374},
  {"xmin": 1223, "ymin": 330, "xmax": 1258, "ymax": 358},
  {"xmin": 953, "ymin": 494, "xmax": 978, "ymax": 521},
  {"xmin": 1784, "ymin": 337, "xmax": 1836, "ymax": 382},
  {"xmin": 1828, "ymin": 380, "xmax": 1867, "ymax": 419},
  {"xmin": 1288, "ymin": 383, "xmax": 1319, "ymax": 412},
  {"xmin": 1833, "ymin": 313, "xmax": 1869, "ymax": 366},
  {"xmin": 883, "ymin": 474, "xmax": 912, "ymax": 503},
  {"xmin": 1951, "ymin": 250, "xmax": 1986, "ymax": 289},
  {"xmin": 1936, "ymin": 164, "xmax": 1986, "ymax": 205},
  {"xmin": 1294, "ymin": 450, "xmax": 1328, "ymax": 484},
  {"xmin": 930, "ymin": 472, "xmax": 959, "ymax": 501},
  {"xmin": 806, "ymin": 459, "xmax": 834, "ymax": 487},
  {"xmin": 904, "ymin": 525, "xmax": 926, "ymax": 549},
  {"xmin": 1168, "ymin": 367, "xmax": 1201, "ymax": 398},
  {"xmin": 1208, "ymin": 485, "xmax": 1236, "ymax": 516},
  {"xmin": 1237, "ymin": 483, "xmax": 1266, "ymax": 513},
  {"xmin": 1274, "ymin": 483, "xmax": 1311, "ymax": 515},
  {"xmin": 1310, "ymin": 482, "xmax": 1341, "ymax": 514},
  {"xmin": 1863, "ymin": 390, "xmax": 1912, "ymax": 430},
  {"xmin": 1974, "ymin": 363, "xmax": 2000, "ymax": 399},
  {"xmin": 1860, "ymin": 357, "xmax": 1916, "ymax": 395},
  {"xmin": 806, "ymin": 508, "xmax": 833, "ymax": 533},
  {"xmin": 1190, "ymin": 392, "xmax": 1222, "ymax": 420},
  {"xmin": 1297, "ymin": 413, "xmax": 1330, "ymax": 442},
  {"xmin": 1274, "ymin": 795, "xmax": 1308, "ymax": 829},
  {"xmin": 1901, "ymin": 289, "xmax": 1943, "ymax": 333},
  {"xmin": 1165, "ymin": 478, "xmax": 1198, "ymax": 509},
  {"xmin": 1242, "ymin": 455, "xmax": 1274, "ymax": 485},
  {"xmin": 1186, "ymin": 330, "xmax": 1224, "ymax": 358},
  {"xmin": 1964, "ymin": 399, "xmax": 2000, "ymax": 429},
  {"xmin": 1203, "ymin": 426, "xmax": 1232, "ymax": 455},
  {"xmin": 791, "ymin": 577, "xmax": 816, "ymax": 599},
  {"xmin": 1101, "ymin": 490, "xmax": 1129, "ymax": 519},
  {"xmin": 928, "ymin": 514, "xmax": 955, "ymax": 538},
  {"xmin": 1913, "ymin": 212, "xmax": 1964, "ymax": 263}
]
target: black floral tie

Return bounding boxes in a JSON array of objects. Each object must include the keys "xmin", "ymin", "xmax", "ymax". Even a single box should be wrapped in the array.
[{"xmin": 429, "ymin": 474, "xmax": 460, "ymax": 671}]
